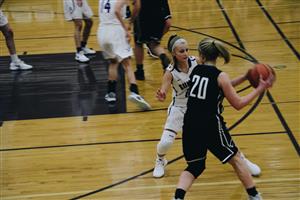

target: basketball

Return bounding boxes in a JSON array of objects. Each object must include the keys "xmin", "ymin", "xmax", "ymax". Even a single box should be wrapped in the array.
[{"xmin": 246, "ymin": 63, "xmax": 275, "ymax": 88}]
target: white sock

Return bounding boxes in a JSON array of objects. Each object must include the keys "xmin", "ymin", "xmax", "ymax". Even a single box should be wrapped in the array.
[{"xmin": 10, "ymin": 54, "xmax": 19, "ymax": 63}]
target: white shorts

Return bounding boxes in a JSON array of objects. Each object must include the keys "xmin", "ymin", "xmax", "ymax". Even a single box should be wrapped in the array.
[
  {"xmin": 164, "ymin": 105, "xmax": 187, "ymax": 133},
  {"xmin": 0, "ymin": 10, "xmax": 8, "ymax": 26},
  {"xmin": 97, "ymin": 24, "xmax": 133, "ymax": 62},
  {"xmin": 63, "ymin": 0, "xmax": 93, "ymax": 21}
]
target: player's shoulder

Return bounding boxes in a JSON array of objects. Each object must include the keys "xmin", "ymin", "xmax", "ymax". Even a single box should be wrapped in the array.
[{"xmin": 166, "ymin": 63, "xmax": 175, "ymax": 72}]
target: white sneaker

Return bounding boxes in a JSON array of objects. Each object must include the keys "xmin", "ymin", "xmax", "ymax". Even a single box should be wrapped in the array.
[
  {"xmin": 10, "ymin": 60, "xmax": 33, "ymax": 70},
  {"xmin": 105, "ymin": 92, "xmax": 117, "ymax": 103},
  {"xmin": 153, "ymin": 158, "xmax": 168, "ymax": 178},
  {"xmin": 75, "ymin": 51, "xmax": 90, "ymax": 62},
  {"xmin": 82, "ymin": 47, "xmax": 96, "ymax": 55},
  {"xmin": 172, "ymin": 198, "xmax": 183, "ymax": 200},
  {"xmin": 145, "ymin": 45, "xmax": 159, "ymax": 59},
  {"xmin": 248, "ymin": 193, "xmax": 263, "ymax": 200},
  {"xmin": 240, "ymin": 153, "xmax": 261, "ymax": 176},
  {"xmin": 128, "ymin": 92, "xmax": 151, "ymax": 110}
]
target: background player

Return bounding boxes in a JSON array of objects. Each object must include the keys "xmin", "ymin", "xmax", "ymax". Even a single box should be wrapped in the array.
[
  {"xmin": 63, "ymin": 0, "xmax": 96, "ymax": 62},
  {"xmin": 0, "ymin": 9, "xmax": 33, "ymax": 70},
  {"xmin": 172, "ymin": 38, "xmax": 274, "ymax": 200},
  {"xmin": 133, "ymin": 0, "xmax": 171, "ymax": 80},
  {"xmin": 97, "ymin": 0, "xmax": 151, "ymax": 110}
]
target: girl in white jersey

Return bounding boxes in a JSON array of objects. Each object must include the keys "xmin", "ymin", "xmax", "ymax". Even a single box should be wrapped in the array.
[
  {"xmin": 153, "ymin": 35, "xmax": 261, "ymax": 178},
  {"xmin": 97, "ymin": 0, "xmax": 151, "ymax": 110}
]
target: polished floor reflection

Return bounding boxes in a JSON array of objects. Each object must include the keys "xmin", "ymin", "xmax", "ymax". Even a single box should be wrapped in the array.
[{"xmin": 0, "ymin": 52, "xmax": 126, "ymax": 121}]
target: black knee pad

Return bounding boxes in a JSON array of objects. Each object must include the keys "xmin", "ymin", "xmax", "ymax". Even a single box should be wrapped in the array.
[{"xmin": 185, "ymin": 159, "xmax": 206, "ymax": 178}]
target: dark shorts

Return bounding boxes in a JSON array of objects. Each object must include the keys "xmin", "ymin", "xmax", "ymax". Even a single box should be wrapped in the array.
[
  {"xmin": 134, "ymin": 0, "xmax": 171, "ymax": 44},
  {"xmin": 182, "ymin": 115, "xmax": 238, "ymax": 164}
]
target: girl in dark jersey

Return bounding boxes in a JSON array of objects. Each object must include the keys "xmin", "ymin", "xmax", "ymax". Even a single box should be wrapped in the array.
[{"xmin": 172, "ymin": 38, "xmax": 274, "ymax": 200}]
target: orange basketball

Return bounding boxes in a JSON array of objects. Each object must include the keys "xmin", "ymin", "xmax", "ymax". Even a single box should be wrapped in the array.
[{"xmin": 246, "ymin": 63, "xmax": 274, "ymax": 88}]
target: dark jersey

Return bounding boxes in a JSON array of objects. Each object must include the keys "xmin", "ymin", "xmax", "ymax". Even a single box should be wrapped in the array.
[{"xmin": 185, "ymin": 64, "xmax": 224, "ymax": 119}]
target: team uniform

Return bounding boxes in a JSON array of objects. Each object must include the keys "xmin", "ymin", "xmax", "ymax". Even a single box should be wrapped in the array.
[
  {"xmin": 183, "ymin": 64, "xmax": 238, "ymax": 169},
  {"xmin": 97, "ymin": 0, "xmax": 132, "ymax": 62},
  {"xmin": 0, "ymin": 9, "xmax": 8, "ymax": 26},
  {"xmin": 164, "ymin": 56, "xmax": 198, "ymax": 133},
  {"xmin": 63, "ymin": 0, "xmax": 93, "ymax": 21},
  {"xmin": 134, "ymin": 0, "xmax": 171, "ymax": 44}
]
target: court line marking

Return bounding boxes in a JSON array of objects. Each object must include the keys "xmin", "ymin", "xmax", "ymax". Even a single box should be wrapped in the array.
[
  {"xmin": 1, "ymin": 177, "xmax": 299, "ymax": 200},
  {"xmin": 0, "ymin": 131, "xmax": 286, "ymax": 152}
]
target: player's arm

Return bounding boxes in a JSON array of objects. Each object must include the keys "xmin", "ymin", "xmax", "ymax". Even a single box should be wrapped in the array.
[
  {"xmin": 218, "ymin": 72, "xmax": 269, "ymax": 110},
  {"xmin": 231, "ymin": 73, "xmax": 247, "ymax": 87},
  {"xmin": 156, "ymin": 70, "xmax": 172, "ymax": 101},
  {"xmin": 115, "ymin": 0, "xmax": 130, "ymax": 40}
]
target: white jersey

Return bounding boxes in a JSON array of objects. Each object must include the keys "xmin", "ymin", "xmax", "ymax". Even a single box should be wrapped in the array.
[
  {"xmin": 166, "ymin": 56, "xmax": 198, "ymax": 107},
  {"xmin": 99, "ymin": 0, "xmax": 126, "ymax": 25}
]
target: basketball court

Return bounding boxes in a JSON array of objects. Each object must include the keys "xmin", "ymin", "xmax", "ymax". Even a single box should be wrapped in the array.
[{"xmin": 0, "ymin": 0, "xmax": 299, "ymax": 199}]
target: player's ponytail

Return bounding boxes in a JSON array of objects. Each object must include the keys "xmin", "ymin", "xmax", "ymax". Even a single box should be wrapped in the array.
[{"xmin": 198, "ymin": 38, "xmax": 230, "ymax": 64}]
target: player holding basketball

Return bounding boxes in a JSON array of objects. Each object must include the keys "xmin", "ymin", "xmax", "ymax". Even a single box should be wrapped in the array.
[
  {"xmin": 0, "ymin": 9, "xmax": 33, "ymax": 70},
  {"xmin": 97, "ymin": 0, "xmax": 151, "ymax": 110},
  {"xmin": 153, "ymin": 35, "xmax": 262, "ymax": 179},
  {"xmin": 172, "ymin": 38, "xmax": 275, "ymax": 200},
  {"xmin": 63, "ymin": 0, "xmax": 96, "ymax": 62}
]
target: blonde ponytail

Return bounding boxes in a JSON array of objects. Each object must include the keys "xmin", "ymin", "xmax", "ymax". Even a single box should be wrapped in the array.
[{"xmin": 198, "ymin": 38, "xmax": 230, "ymax": 64}]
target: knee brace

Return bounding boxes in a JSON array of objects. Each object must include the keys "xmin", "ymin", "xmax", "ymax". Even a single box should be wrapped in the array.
[
  {"xmin": 185, "ymin": 159, "xmax": 206, "ymax": 178},
  {"xmin": 157, "ymin": 130, "xmax": 176, "ymax": 156}
]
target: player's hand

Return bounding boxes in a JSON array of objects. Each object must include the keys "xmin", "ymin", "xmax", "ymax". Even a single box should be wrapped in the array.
[{"xmin": 156, "ymin": 89, "xmax": 166, "ymax": 101}]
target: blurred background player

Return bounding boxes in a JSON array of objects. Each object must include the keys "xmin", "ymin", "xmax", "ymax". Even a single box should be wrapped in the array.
[
  {"xmin": 133, "ymin": 0, "xmax": 172, "ymax": 80},
  {"xmin": 0, "ymin": 9, "xmax": 33, "ymax": 70},
  {"xmin": 63, "ymin": 0, "xmax": 96, "ymax": 63},
  {"xmin": 97, "ymin": 0, "xmax": 151, "ymax": 111},
  {"xmin": 153, "ymin": 35, "xmax": 261, "ymax": 178}
]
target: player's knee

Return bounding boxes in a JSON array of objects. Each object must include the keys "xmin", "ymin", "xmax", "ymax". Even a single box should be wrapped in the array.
[
  {"xmin": 157, "ymin": 138, "xmax": 174, "ymax": 155},
  {"xmin": 185, "ymin": 160, "xmax": 205, "ymax": 178},
  {"xmin": 157, "ymin": 130, "xmax": 176, "ymax": 155},
  {"xmin": 74, "ymin": 21, "xmax": 83, "ymax": 31}
]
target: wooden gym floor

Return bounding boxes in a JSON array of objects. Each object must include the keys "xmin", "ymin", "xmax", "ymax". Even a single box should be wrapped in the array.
[{"xmin": 0, "ymin": 0, "xmax": 299, "ymax": 199}]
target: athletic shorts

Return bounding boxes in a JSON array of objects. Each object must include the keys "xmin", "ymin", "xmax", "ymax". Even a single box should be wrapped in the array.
[
  {"xmin": 164, "ymin": 105, "xmax": 186, "ymax": 133},
  {"xmin": 0, "ymin": 10, "xmax": 8, "ymax": 26},
  {"xmin": 63, "ymin": 0, "xmax": 93, "ymax": 21},
  {"xmin": 134, "ymin": 0, "xmax": 171, "ymax": 44},
  {"xmin": 97, "ymin": 25, "xmax": 133, "ymax": 62},
  {"xmin": 182, "ymin": 114, "xmax": 238, "ymax": 164}
]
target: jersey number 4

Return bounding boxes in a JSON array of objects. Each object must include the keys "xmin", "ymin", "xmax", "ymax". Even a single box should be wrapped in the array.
[
  {"xmin": 190, "ymin": 75, "xmax": 209, "ymax": 99},
  {"xmin": 101, "ymin": 0, "xmax": 111, "ymax": 13}
]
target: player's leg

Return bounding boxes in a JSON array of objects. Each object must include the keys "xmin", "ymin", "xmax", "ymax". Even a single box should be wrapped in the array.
[
  {"xmin": 0, "ymin": 22, "xmax": 32, "ymax": 70},
  {"xmin": 240, "ymin": 152, "xmax": 261, "ymax": 176},
  {"xmin": 121, "ymin": 57, "xmax": 151, "ymax": 110},
  {"xmin": 154, "ymin": 106, "xmax": 184, "ymax": 177},
  {"xmin": 81, "ymin": 18, "xmax": 96, "ymax": 55},
  {"xmin": 105, "ymin": 59, "xmax": 118, "ymax": 103},
  {"xmin": 133, "ymin": 42, "xmax": 145, "ymax": 80},
  {"xmin": 228, "ymin": 153, "xmax": 262, "ymax": 200},
  {"xmin": 73, "ymin": 19, "xmax": 89, "ymax": 62}
]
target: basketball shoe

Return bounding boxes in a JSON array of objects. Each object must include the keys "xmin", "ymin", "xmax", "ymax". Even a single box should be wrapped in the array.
[
  {"xmin": 75, "ymin": 51, "xmax": 90, "ymax": 62},
  {"xmin": 153, "ymin": 158, "xmax": 168, "ymax": 178},
  {"xmin": 240, "ymin": 153, "xmax": 261, "ymax": 176},
  {"xmin": 82, "ymin": 47, "xmax": 96, "ymax": 55},
  {"xmin": 10, "ymin": 60, "xmax": 33, "ymax": 70},
  {"xmin": 128, "ymin": 92, "xmax": 151, "ymax": 110},
  {"xmin": 134, "ymin": 69, "xmax": 145, "ymax": 80},
  {"xmin": 146, "ymin": 45, "xmax": 159, "ymax": 59},
  {"xmin": 105, "ymin": 92, "xmax": 117, "ymax": 103},
  {"xmin": 248, "ymin": 193, "xmax": 263, "ymax": 200}
]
